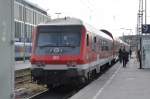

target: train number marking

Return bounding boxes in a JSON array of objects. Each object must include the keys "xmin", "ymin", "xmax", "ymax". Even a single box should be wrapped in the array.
[{"xmin": 52, "ymin": 56, "xmax": 60, "ymax": 60}]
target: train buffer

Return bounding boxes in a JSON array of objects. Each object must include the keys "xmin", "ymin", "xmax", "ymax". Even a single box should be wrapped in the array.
[{"xmin": 70, "ymin": 52, "xmax": 150, "ymax": 99}]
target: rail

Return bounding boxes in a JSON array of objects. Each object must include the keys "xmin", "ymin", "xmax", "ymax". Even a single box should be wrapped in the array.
[{"xmin": 15, "ymin": 68, "xmax": 31, "ymax": 87}]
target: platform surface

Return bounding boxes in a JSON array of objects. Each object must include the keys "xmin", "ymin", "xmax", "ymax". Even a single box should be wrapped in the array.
[
  {"xmin": 15, "ymin": 61, "xmax": 31, "ymax": 71},
  {"xmin": 70, "ymin": 52, "xmax": 150, "ymax": 99}
]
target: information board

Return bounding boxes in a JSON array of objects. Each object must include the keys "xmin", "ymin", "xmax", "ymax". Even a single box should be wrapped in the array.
[{"xmin": 142, "ymin": 24, "xmax": 150, "ymax": 33}]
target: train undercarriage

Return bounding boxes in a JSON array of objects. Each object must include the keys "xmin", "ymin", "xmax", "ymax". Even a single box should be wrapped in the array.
[{"xmin": 31, "ymin": 59, "xmax": 116, "ymax": 89}]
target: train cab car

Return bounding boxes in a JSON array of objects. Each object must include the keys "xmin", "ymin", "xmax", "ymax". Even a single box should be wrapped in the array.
[{"xmin": 30, "ymin": 17, "xmax": 115, "ymax": 88}]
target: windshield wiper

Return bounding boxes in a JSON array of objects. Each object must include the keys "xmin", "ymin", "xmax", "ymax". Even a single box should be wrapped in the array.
[
  {"xmin": 60, "ymin": 43, "xmax": 76, "ymax": 48},
  {"xmin": 38, "ymin": 43, "xmax": 57, "ymax": 47},
  {"xmin": 38, "ymin": 43, "xmax": 77, "ymax": 48}
]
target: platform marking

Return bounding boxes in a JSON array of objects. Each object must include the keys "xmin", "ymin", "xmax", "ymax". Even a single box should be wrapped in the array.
[{"xmin": 92, "ymin": 64, "xmax": 122, "ymax": 99}]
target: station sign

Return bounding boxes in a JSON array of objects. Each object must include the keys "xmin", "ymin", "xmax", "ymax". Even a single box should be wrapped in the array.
[{"xmin": 142, "ymin": 24, "xmax": 150, "ymax": 33}]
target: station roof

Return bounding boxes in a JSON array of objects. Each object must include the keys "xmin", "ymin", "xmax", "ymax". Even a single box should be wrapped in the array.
[{"xmin": 15, "ymin": 0, "xmax": 47, "ymax": 15}]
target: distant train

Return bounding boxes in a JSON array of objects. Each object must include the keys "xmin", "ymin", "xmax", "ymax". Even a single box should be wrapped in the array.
[
  {"xmin": 30, "ymin": 17, "xmax": 129, "ymax": 89},
  {"xmin": 15, "ymin": 42, "xmax": 32, "ymax": 61}
]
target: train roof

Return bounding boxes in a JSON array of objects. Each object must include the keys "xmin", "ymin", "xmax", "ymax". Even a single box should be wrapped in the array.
[
  {"xmin": 38, "ymin": 17, "xmax": 113, "ymax": 41},
  {"xmin": 115, "ymin": 38, "xmax": 129, "ymax": 46},
  {"xmin": 39, "ymin": 17, "xmax": 83, "ymax": 26},
  {"xmin": 84, "ymin": 24, "xmax": 113, "ymax": 41}
]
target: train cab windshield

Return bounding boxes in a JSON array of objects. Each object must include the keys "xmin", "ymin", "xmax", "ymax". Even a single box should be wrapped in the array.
[{"xmin": 35, "ymin": 25, "xmax": 82, "ymax": 55}]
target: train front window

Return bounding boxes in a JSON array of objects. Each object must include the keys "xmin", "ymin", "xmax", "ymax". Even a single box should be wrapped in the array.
[
  {"xmin": 35, "ymin": 25, "xmax": 82, "ymax": 55},
  {"xmin": 38, "ymin": 32, "xmax": 58, "ymax": 47}
]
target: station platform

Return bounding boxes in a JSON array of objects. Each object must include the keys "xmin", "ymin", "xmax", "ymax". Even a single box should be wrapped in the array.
[
  {"xmin": 15, "ymin": 61, "xmax": 31, "ymax": 71},
  {"xmin": 70, "ymin": 52, "xmax": 150, "ymax": 99}
]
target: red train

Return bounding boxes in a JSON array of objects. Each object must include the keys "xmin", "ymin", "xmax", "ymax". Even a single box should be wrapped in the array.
[{"xmin": 30, "ymin": 17, "xmax": 129, "ymax": 88}]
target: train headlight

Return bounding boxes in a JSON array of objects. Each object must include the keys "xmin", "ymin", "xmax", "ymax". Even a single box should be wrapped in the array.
[
  {"xmin": 67, "ymin": 61, "xmax": 77, "ymax": 67},
  {"xmin": 35, "ymin": 62, "xmax": 45, "ymax": 67}
]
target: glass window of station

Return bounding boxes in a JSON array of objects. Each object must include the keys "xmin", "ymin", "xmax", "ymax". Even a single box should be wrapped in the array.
[{"xmin": 14, "ymin": 0, "xmax": 51, "ymax": 42}]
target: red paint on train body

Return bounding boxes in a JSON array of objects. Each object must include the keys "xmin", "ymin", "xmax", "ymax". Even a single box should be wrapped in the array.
[{"xmin": 30, "ymin": 17, "xmax": 129, "ymax": 87}]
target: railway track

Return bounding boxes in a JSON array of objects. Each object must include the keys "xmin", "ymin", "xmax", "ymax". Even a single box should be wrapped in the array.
[
  {"xmin": 14, "ymin": 60, "xmax": 117, "ymax": 99},
  {"xmin": 28, "ymin": 89, "xmax": 48, "ymax": 99},
  {"xmin": 30, "ymin": 85, "xmax": 82, "ymax": 99},
  {"xmin": 28, "ymin": 61, "xmax": 117, "ymax": 99},
  {"xmin": 15, "ymin": 68, "xmax": 31, "ymax": 87},
  {"xmin": 15, "ymin": 68, "xmax": 47, "ymax": 99}
]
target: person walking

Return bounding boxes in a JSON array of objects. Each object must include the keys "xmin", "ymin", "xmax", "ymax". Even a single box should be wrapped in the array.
[
  {"xmin": 129, "ymin": 49, "xmax": 132, "ymax": 58},
  {"xmin": 122, "ymin": 48, "xmax": 129, "ymax": 67},
  {"xmin": 118, "ymin": 48, "xmax": 123, "ymax": 63},
  {"xmin": 137, "ymin": 49, "xmax": 142, "ymax": 69}
]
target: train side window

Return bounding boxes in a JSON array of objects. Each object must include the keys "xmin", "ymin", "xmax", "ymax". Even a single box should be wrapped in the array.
[
  {"xmin": 102, "ymin": 46, "xmax": 108, "ymax": 51},
  {"xmin": 99, "ymin": 39, "xmax": 101, "ymax": 51},
  {"xmin": 105, "ymin": 46, "xmax": 109, "ymax": 51},
  {"xmin": 92, "ymin": 36, "xmax": 96, "ymax": 51},
  {"xmin": 86, "ymin": 34, "xmax": 89, "ymax": 46}
]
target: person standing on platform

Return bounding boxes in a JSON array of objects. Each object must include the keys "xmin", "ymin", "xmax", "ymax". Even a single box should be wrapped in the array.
[
  {"xmin": 118, "ymin": 48, "xmax": 123, "ymax": 63},
  {"xmin": 137, "ymin": 49, "xmax": 142, "ymax": 69},
  {"xmin": 129, "ymin": 49, "xmax": 132, "ymax": 58},
  {"xmin": 122, "ymin": 47, "xmax": 129, "ymax": 67}
]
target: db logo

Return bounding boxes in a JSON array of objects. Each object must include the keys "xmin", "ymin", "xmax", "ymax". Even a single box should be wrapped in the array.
[{"xmin": 52, "ymin": 56, "xmax": 60, "ymax": 60}]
